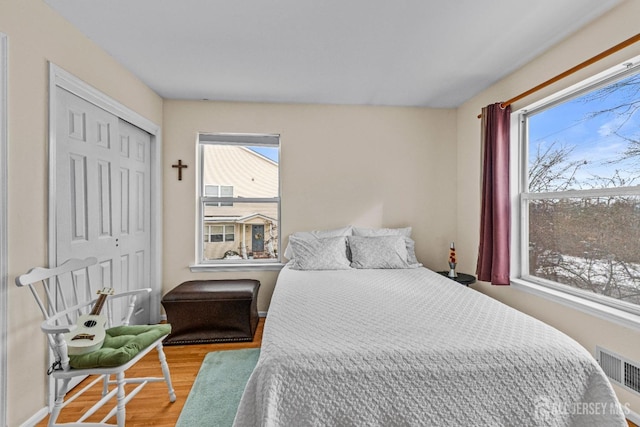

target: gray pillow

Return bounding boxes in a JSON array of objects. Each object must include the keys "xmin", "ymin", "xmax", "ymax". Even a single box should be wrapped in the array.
[
  {"xmin": 288, "ymin": 236, "xmax": 351, "ymax": 270},
  {"xmin": 403, "ymin": 237, "xmax": 421, "ymax": 266},
  {"xmin": 347, "ymin": 235, "xmax": 409, "ymax": 269},
  {"xmin": 353, "ymin": 226, "xmax": 412, "ymax": 237},
  {"xmin": 352, "ymin": 227, "xmax": 420, "ymax": 265},
  {"xmin": 284, "ymin": 226, "xmax": 353, "ymax": 260}
]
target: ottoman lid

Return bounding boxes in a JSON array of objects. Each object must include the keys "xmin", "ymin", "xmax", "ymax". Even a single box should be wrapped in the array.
[{"xmin": 162, "ymin": 279, "xmax": 260, "ymax": 302}]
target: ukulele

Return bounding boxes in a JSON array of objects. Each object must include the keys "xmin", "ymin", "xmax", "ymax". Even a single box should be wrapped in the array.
[{"xmin": 64, "ymin": 287, "xmax": 114, "ymax": 355}]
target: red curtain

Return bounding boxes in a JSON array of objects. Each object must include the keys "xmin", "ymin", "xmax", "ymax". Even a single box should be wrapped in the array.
[{"xmin": 476, "ymin": 103, "xmax": 511, "ymax": 285}]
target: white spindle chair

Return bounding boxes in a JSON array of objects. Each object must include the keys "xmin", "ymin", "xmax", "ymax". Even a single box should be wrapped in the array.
[{"xmin": 16, "ymin": 257, "xmax": 176, "ymax": 426}]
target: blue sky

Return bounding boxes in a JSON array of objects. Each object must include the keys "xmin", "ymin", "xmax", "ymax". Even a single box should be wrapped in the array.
[
  {"xmin": 528, "ymin": 72, "xmax": 640, "ymax": 189},
  {"xmin": 249, "ymin": 146, "xmax": 279, "ymax": 163}
]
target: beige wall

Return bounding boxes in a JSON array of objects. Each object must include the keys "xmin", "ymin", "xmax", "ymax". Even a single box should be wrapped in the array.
[
  {"xmin": 456, "ymin": 0, "xmax": 640, "ymax": 414},
  {"xmin": 0, "ymin": 1, "xmax": 163, "ymax": 425},
  {"xmin": 163, "ymin": 100, "xmax": 457, "ymax": 310}
]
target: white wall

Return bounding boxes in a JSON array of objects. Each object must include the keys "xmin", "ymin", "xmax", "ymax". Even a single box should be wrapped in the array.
[
  {"xmin": 162, "ymin": 100, "xmax": 457, "ymax": 310},
  {"xmin": 456, "ymin": 0, "xmax": 640, "ymax": 415},
  {"xmin": 0, "ymin": 1, "xmax": 163, "ymax": 425}
]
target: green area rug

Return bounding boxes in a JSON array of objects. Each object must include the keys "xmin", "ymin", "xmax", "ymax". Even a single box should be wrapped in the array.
[{"xmin": 176, "ymin": 348, "xmax": 260, "ymax": 427}]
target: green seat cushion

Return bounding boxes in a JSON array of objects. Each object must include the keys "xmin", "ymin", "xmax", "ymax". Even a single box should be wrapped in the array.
[{"xmin": 69, "ymin": 324, "xmax": 171, "ymax": 369}]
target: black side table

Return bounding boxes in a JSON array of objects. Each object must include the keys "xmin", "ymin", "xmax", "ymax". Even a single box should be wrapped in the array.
[{"xmin": 437, "ymin": 271, "xmax": 476, "ymax": 286}]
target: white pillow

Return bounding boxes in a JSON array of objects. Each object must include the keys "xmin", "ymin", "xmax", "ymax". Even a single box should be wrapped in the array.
[
  {"xmin": 352, "ymin": 226, "xmax": 412, "ymax": 237},
  {"xmin": 347, "ymin": 235, "xmax": 409, "ymax": 269},
  {"xmin": 352, "ymin": 227, "xmax": 420, "ymax": 266},
  {"xmin": 288, "ymin": 236, "xmax": 351, "ymax": 270},
  {"xmin": 284, "ymin": 226, "xmax": 353, "ymax": 260},
  {"xmin": 403, "ymin": 237, "xmax": 421, "ymax": 266}
]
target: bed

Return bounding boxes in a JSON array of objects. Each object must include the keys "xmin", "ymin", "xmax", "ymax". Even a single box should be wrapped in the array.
[{"xmin": 233, "ymin": 227, "xmax": 626, "ymax": 426}]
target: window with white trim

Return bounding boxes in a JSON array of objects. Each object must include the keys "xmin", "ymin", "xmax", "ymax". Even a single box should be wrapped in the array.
[
  {"xmin": 205, "ymin": 185, "xmax": 233, "ymax": 207},
  {"xmin": 204, "ymin": 224, "xmax": 235, "ymax": 243},
  {"xmin": 514, "ymin": 56, "xmax": 640, "ymax": 317},
  {"xmin": 198, "ymin": 133, "xmax": 280, "ymax": 265}
]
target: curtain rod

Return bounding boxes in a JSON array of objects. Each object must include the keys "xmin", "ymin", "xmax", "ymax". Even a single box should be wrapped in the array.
[{"xmin": 477, "ymin": 32, "xmax": 640, "ymax": 118}]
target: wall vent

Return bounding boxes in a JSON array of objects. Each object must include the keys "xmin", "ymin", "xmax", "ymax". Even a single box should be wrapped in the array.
[{"xmin": 596, "ymin": 346, "xmax": 640, "ymax": 395}]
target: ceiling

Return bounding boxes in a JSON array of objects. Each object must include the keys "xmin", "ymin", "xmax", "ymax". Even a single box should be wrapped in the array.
[{"xmin": 43, "ymin": 0, "xmax": 622, "ymax": 108}]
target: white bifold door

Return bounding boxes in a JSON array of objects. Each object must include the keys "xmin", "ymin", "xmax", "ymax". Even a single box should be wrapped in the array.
[{"xmin": 55, "ymin": 87, "xmax": 151, "ymax": 325}]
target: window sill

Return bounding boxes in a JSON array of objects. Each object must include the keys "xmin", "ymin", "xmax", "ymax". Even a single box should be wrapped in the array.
[
  {"xmin": 510, "ymin": 278, "xmax": 640, "ymax": 331},
  {"xmin": 190, "ymin": 262, "xmax": 286, "ymax": 273}
]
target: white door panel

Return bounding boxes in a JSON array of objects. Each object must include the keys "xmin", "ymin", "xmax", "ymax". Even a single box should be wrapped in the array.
[
  {"xmin": 116, "ymin": 119, "xmax": 151, "ymax": 325},
  {"xmin": 55, "ymin": 88, "xmax": 151, "ymax": 325}
]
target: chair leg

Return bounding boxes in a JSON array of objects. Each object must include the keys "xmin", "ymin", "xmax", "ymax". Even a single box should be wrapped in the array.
[
  {"xmin": 116, "ymin": 372, "xmax": 126, "ymax": 427},
  {"xmin": 156, "ymin": 342, "xmax": 177, "ymax": 402},
  {"xmin": 102, "ymin": 374, "xmax": 110, "ymax": 397},
  {"xmin": 48, "ymin": 378, "xmax": 70, "ymax": 427}
]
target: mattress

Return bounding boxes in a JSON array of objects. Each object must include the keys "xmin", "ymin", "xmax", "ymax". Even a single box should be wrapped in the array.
[{"xmin": 234, "ymin": 266, "xmax": 626, "ymax": 426}]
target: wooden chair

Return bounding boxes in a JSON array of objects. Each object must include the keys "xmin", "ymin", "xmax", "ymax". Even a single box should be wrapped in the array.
[{"xmin": 16, "ymin": 257, "xmax": 176, "ymax": 426}]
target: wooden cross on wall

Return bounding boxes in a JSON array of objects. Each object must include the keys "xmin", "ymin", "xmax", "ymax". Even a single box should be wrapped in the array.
[{"xmin": 172, "ymin": 160, "xmax": 188, "ymax": 181}]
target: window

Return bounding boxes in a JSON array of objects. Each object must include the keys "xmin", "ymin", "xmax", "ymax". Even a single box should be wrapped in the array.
[
  {"xmin": 197, "ymin": 133, "xmax": 280, "ymax": 266},
  {"xmin": 204, "ymin": 225, "xmax": 235, "ymax": 243},
  {"xmin": 205, "ymin": 185, "xmax": 233, "ymax": 207},
  {"xmin": 513, "ymin": 56, "xmax": 640, "ymax": 320}
]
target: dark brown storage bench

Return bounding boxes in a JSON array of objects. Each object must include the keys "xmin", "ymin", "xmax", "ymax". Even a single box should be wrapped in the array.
[{"xmin": 161, "ymin": 279, "xmax": 260, "ymax": 345}]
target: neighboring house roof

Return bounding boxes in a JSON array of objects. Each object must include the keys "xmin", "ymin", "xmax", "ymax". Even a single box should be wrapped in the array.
[{"xmin": 204, "ymin": 213, "xmax": 277, "ymax": 224}]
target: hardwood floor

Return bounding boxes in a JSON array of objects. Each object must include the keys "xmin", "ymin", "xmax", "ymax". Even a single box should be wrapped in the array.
[
  {"xmin": 36, "ymin": 318, "xmax": 264, "ymax": 427},
  {"xmin": 35, "ymin": 316, "xmax": 638, "ymax": 427}
]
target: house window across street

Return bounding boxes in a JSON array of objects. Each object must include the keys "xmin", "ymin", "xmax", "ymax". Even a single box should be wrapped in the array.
[
  {"xmin": 204, "ymin": 225, "xmax": 235, "ymax": 243},
  {"xmin": 205, "ymin": 185, "xmax": 233, "ymax": 207}
]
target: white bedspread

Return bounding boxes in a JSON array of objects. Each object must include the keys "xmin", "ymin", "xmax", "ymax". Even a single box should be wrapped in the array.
[{"xmin": 234, "ymin": 266, "xmax": 626, "ymax": 426}]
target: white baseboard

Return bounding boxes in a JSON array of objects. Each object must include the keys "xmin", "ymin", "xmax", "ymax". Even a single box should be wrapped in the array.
[
  {"xmin": 20, "ymin": 407, "xmax": 47, "ymax": 427},
  {"xmin": 626, "ymin": 408, "xmax": 640, "ymax": 425}
]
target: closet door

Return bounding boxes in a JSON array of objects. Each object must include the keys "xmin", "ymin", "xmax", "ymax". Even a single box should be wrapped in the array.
[{"xmin": 55, "ymin": 87, "xmax": 151, "ymax": 324}]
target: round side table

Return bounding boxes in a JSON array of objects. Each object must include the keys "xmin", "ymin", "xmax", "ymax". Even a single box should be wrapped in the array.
[{"xmin": 437, "ymin": 271, "xmax": 476, "ymax": 286}]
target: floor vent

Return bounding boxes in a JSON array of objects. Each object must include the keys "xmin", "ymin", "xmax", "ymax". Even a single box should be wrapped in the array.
[{"xmin": 597, "ymin": 346, "xmax": 640, "ymax": 395}]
